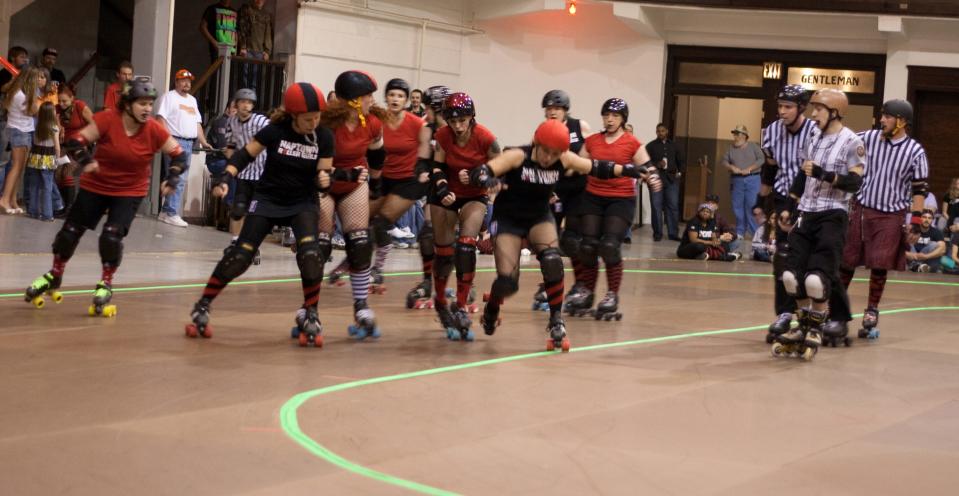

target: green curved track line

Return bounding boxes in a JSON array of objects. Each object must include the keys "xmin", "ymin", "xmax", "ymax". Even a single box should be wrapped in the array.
[{"xmin": 280, "ymin": 305, "xmax": 959, "ymax": 495}]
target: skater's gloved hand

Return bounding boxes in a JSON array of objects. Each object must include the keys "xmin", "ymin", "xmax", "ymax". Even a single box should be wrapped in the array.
[
  {"xmin": 440, "ymin": 191, "xmax": 457, "ymax": 207},
  {"xmin": 161, "ymin": 165, "xmax": 185, "ymax": 197},
  {"xmin": 211, "ymin": 171, "xmax": 231, "ymax": 198},
  {"xmin": 458, "ymin": 169, "xmax": 471, "ymax": 185}
]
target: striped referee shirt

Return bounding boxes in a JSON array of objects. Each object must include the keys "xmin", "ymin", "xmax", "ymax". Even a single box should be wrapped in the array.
[
  {"xmin": 798, "ymin": 126, "xmax": 866, "ymax": 213},
  {"xmin": 761, "ymin": 117, "xmax": 818, "ymax": 197},
  {"xmin": 855, "ymin": 130, "xmax": 929, "ymax": 213},
  {"xmin": 227, "ymin": 112, "xmax": 270, "ymax": 181}
]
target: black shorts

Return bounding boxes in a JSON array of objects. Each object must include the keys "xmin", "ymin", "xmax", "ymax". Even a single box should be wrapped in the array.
[
  {"xmin": 432, "ymin": 194, "xmax": 489, "ymax": 212},
  {"xmin": 248, "ymin": 196, "xmax": 316, "ymax": 218},
  {"xmin": 576, "ymin": 193, "xmax": 635, "ymax": 224},
  {"xmin": 555, "ymin": 189, "xmax": 585, "ymax": 218},
  {"xmin": 382, "ymin": 176, "xmax": 426, "ymax": 201},
  {"xmin": 67, "ymin": 188, "xmax": 144, "ymax": 235},
  {"xmin": 492, "ymin": 211, "xmax": 555, "ymax": 238},
  {"xmin": 786, "ymin": 209, "xmax": 848, "ymax": 278},
  {"xmin": 232, "ymin": 178, "xmax": 256, "ymax": 208}
]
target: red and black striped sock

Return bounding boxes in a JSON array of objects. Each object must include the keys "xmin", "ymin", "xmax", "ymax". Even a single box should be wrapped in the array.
[
  {"xmin": 456, "ymin": 274, "xmax": 474, "ymax": 310},
  {"xmin": 582, "ymin": 265, "xmax": 599, "ymax": 292},
  {"xmin": 101, "ymin": 264, "xmax": 117, "ymax": 286},
  {"xmin": 51, "ymin": 255, "xmax": 67, "ymax": 279},
  {"xmin": 606, "ymin": 262, "xmax": 624, "ymax": 293},
  {"xmin": 202, "ymin": 276, "xmax": 226, "ymax": 302},
  {"xmin": 422, "ymin": 254, "xmax": 434, "ymax": 281},
  {"xmin": 545, "ymin": 279, "xmax": 564, "ymax": 316},
  {"xmin": 302, "ymin": 280, "xmax": 321, "ymax": 309},
  {"xmin": 571, "ymin": 258, "xmax": 583, "ymax": 285},
  {"xmin": 867, "ymin": 269, "xmax": 887, "ymax": 309}
]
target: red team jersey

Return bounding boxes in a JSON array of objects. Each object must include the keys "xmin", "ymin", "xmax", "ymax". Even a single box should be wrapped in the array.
[
  {"xmin": 79, "ymin": 110, "xmax": 170, "ymax": 197},
  {"xmin": 331, "ymin": 114, "xmax": 383, "ymax": 195},
  {"xmin": 382, "ymin": 112, "xmax": 425, "ymax": 179},
  {"xmin": 585, "ymin": 132, "xmax": 640, "ymax": 198},
  {"xmin": 434, "ymin": 123, "xmax": 496, "ymax": 198}
]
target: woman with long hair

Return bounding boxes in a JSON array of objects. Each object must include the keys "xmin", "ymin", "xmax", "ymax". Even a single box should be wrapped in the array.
[
  {"xmin": 24, "ymin": 102, "xmax": 61, "ymax": 221},
  {"xmin": 56, "ymin": 85, "xmax": 95, "ymax": 211},
  {"xmin": 186, "ymin": 82, "xmax": 335, "ymax": 345},
  {"xmin": 1, "ymin": 66, "xmax": 41, "ymax": 213}
]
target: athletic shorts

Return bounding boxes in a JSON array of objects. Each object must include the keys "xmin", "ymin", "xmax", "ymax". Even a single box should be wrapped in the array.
[
  {"xmin": 67, "ymin": 188, "xmax": 143, "ymax": 235},
  {"xmin": 248, "ymin": 196, "xmax": 317, "ymax": 218},
  {"xmin": 575, "ymin": 192, "xmax": 635, "ymax": 224},
  {"xmin": 382, "ymin": 177, "xmax": 427, "ymax": 201},
  {"xmin": 492, "ymin": 211, "xmax": 555, "ymax": 238},
  {"xmin": 842, "ymin": 201, "xmax": 907, "ymax": 271},
  {"xmin": 555, "ymin": 189, "xmax": 585, "ymax": 217},
  {"xmin": 787, "ymin": 209, "xmax": 848, "ymax": 278},
  {"xmin": 432, "ymin": 194, "xmax": 489, "ymax": 212}
]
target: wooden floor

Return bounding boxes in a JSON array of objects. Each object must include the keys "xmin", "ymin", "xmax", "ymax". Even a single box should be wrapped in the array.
[{"xmin": 2, "ymin": 215, "xmax": 959, "ymax": 495}]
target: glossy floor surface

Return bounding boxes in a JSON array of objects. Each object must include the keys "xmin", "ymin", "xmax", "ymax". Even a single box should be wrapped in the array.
[{"xmin": 2, "ymin": 214, "xmax": 958, "ymax": 495}]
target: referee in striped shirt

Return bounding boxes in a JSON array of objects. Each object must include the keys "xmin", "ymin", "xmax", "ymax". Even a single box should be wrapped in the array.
[
  {"xmin": 758, "ymin": 85, "xmax": 819, "ymax": 339},
  {"xmin": 840, "ymin": 99, "xmax": 929, "ymax": 339},
  {"xmin": 226, "ymin": 88, "xmax": 270, "ymax": 238}
]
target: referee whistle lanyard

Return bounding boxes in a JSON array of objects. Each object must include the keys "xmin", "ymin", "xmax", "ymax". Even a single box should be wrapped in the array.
[{"xmin": 348, "ymin": 99, "xmax": 366, "ymax": 127}]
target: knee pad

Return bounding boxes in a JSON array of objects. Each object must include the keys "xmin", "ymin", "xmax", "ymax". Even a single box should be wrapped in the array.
[
  {"xmin": 215, "ymin": 241, "xmax": 255, "ymax": 281},
  {"xmin": 229, "ymin": 201, "xmax": 248, "ymax": 221},
  {"xmin": 491, "ymin": 274, "xmax": 520, "ymax": 299},
  {"xmin": 98, "ymin": 224, "xmax": 125, "ymax": 267},
  {"xmin": 579, "ymin": 237, "xmax": 599, "ymax": 267},
  {"xmin": 560, "ymin": 230, "xmax": 582, "ymax": 259},
  {"xmin": 538, "ymin": 247, "xmax": 565, "ymax": 283},
  {"xmin": 52, "ymin": 221, "xmax": 86, "ymax": 260},
  {"xmin": 371, "ymin": 215, "xmax": 391, "ymax": 247},
  {"xmin": 434, "ymin": 243, "xmax": 454, "ymax": 277},
  {"xmin": 782, "ymin": 270, "xmax": 802, "ymax": 297},
  {"xmin": 804, "ymin": 271, "xmax": 830, "ymax": 303},
  {"xmin": 316, "ymin": 232, "xmax": 332, "ymax": 262},
  {"xmin": 598, "ymin": 235, "xmax": 623, "ymax": 266},
  {"xmin": 345, "ymin": 229, "xmax": 373, "ymax": 271},
  {"xmin": 295, "ymin": 236, "xmax": 324, "ymax": 281},
  {"xmin": 418, "ymin": 223, "xmax": 434, "ymax": 257},
  {"xmin": 455, "ymin": 236, "xmax": 477, "ymax": 274}
]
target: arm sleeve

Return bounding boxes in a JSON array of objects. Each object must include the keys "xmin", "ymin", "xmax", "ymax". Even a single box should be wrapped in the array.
[
  {"xmin": 253, "ymin": 124, "xmax": 280, "ymax": 150},
  {"xmin": 317, "ymin": 128, "xmax": 335, "ymax": 159},
  {"xmin": 752, "ymin": 143, "xmax": 764, "ymax": 165},
  {"xmin": 913, "ymin": 150, "xmax": 930, "ymax": 180},
  {"xmin": 92, "ymin": 110, "xmax": 112, "ymax": 136},
  {"xmin": 846, "ymin": 137, "xmax": 866, "ymax": 169},
  {"xmin": 722, "ymin": 148, "xmax": 733, "ymax": 165}
]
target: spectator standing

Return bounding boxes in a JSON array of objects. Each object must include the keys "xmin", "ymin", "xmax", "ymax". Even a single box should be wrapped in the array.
[
  {"xmin": 155, "ymin": 69, "xmax": 211, "ymax": 227},
  {"xmin": 645, "ymin": 123, "xmax": 684, "ymax": 241},
  {"xmin": 0, "ymin": 46, "xmax": 28, "ymax": 89},
  {"xmin": 102, "ymin": 62, "xmax": 133, "ymax": 111},
  {"xmin": 24, "ymin": 102, "xmax": 60, "ymax": 221},
  {"xmin": 201, "ymin": 0, "xmax": 239, "ymax": 63},
  {"xmin": 1, "ymin": 47, "xmax": 30, "ymax": 188},
  {"xmin": 721, "ymin": 124, "xmax": 764, "ymax": 237},
  {"xmin": 40, "ymin": 48, "xmax": 66, "ymax": 86},
  {"xmin": 408, "ymin": 89, "xmax": 427, "ymax": 118},
  {"xmin": 1, "ymin": 66, "xmax": 41, "ymax": 214},
  {"xmin": 907, "ymin": 209, "xmax": 945, "ymax": 272},
  {"xmin": 56, "ymin": 85, "xmax": 94, "ymax": 212}
]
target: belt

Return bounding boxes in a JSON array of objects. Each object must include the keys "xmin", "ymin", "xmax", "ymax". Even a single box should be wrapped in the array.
[{"xmin": 172, "ymin": 136, "xmax": 197, "ymax": 142}]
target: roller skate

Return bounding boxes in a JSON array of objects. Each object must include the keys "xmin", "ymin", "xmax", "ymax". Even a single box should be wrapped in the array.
[
  {"xmin": 347, "ymin": 299, "xmax": 381, "ymax": 340},
  {"xmin": 435, "ymin": 300, "xmax": 455, "ymax": 331},
  {"xmin": 857, "ymin": 307, "xmax": 880, "ymax": 340},
  {"xmin": 327, "ymin": 264, "xmax": 348, "ymax": 287},
  {"xmin": 821, "ymin": 320, "xmax": 852, "ymax": 348},
  {"xmin": 184, "ymin": 300, "xmax": 212, "ymax": 338},
  {"xmin": 531, "ymin": 283, "xmax": 549, "ymax": 312},
  {"xmin": 545, "ymin": 314, "xmax": 570, "ymax": 352},
  {"xmin": 88, "ymin": 281, "xmax": 117, "ymax": 317},
  {"xmin": 564, "ymin": 287, "xmax": 594, "ymax": 318},
  {"xmin": 445, "ymin": 303, "xmax": 475, "ymax": 342},
  {"xmin": 766, "ymin": 312, "xmax": 794, "ymax": 344},
  {"xmin": 369, "ymin": 267, "xmax": 387, "ymax": 295},
  {"xmin": 24, "ymin": 272, "xmax": 63, "ymax": 309},
  {"xmin": 458, "ymin": 286, "xmax": 479, "ymax": 313},
  {"xmin": 480, "ymin": 303, "xmax": 501, "ymax": 336},
  {"xmin": 290, "ymin": 306, "xmax": 323, "ymax": 347},
  {"xmin": 281, "ymin": 227, "xmax": 295, "ymax": 247},
  {"xmin": 770, "ymin": 308, "xmax": 820, "ymax": 361},
  {"xmin": 593, "ymin": 291, "xmax": 623, "ymax": 321},
  {"xmin": 406, "ymin": 279, "xmax": 433, "ymax": 309}
]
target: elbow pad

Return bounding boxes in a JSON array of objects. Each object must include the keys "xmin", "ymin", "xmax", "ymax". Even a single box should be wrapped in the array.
[
  {"xmin": 366, "ymin": 147, "xmax": 386, "ymax": 171},
  {"xmin": 833, "ymin": 172, "xmax": 863, "ymax": 193},
  {"xmin": 64, "ymin": 137, "xmax": 93, "ymax": 165},
  {"xmin": 912, "ymin": 180, "xmax": 929, "ymax": 198},
  {"xmin": 789, "ymin": 174, "xmax": 807, "ymax": 199},
  {"xmin": 589, "ymin": 160, "xmax": 617, "ymax": 180},
  {"xmin": 760, "ymin": 148, "xmax": 779, "ymax": 186},
  {"xmin": 331, "ymin": 167, "xmax": 363, "ymax": 183},
  {"xmin": 226, "ymin": 147, "xmax": 254, "ymax": 174},
  {"xmin": 169, "ymin": 146, "xmax": 189, "ymax": 169},
  {"xmin": 414, "ymin": 158, "xmax": 432, "ymax": 177}
]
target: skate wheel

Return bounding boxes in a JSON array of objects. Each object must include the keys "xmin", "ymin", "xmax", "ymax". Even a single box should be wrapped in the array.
[
  {"xmin": 446, "ymin": 328, "xmax": 460, "ymax": 341},
  {"xmin": 291, "ymin": 326, "xmax": 301, "ymax": 339},
  {"xmin": 369, "ymin": 327, "xmax": 382, "ymax": 339},
  {"xmin": 802, "ymin": 347, "xmax": 816, "ymax": 361},
  {"xmin": 88, "ymin": 305, "xmax": 96, "ymax": 316},
  {"xmin": 32, "ymin": 296, "xmax": 45, "ymax": 309},
  {"xmin": 857, "ymin": 328, "xmax": 867, "ymax": 339},
  {"xmin": 102, "ymin": 305, "xmax": 117, "ymax": 318},
  {"xmin": 765, "ymin": 333, "xmax": 775, "ymax": 344},
  {"xmin": 467, "ymin": 304, "xmax": 479, "ymax": 314},
  {"xmin": 200, "ymin": 325, "xmax": 212, "ymax": 339},
  {"xmin": 50, "ymin": 291, "xmax": 63, "ymax": 303},
  {"xmin": 561, "ymin": 338, "xmax": 570, "ymax": 353},
  {"xmin": 614, "ymin": 314, "xmax": 622, "ymax": 321},
  {"xmin": 185, "ymin": 324, "xmax": 196, "ymax": 338},
  {"xmin": 546, "ymin": 338, "xmax": 555, "ymax": 352},
  {"xmin": 843, "ymin": 337, "xmax": 852, "ymax": 347},
  {"xmin": 314, "ymin": 334, "xmax": 324, "ymax": 347},
  {"xmin": 298, "ymin": 332, "xmax": 309, "ymax": 347},
  {"xmin": 771, "ymin": 342, "xmax": 784, "ymax": 358},
  {"xmin": 464, "ymin": 330, "xmax": 474, "ymax": 342}
]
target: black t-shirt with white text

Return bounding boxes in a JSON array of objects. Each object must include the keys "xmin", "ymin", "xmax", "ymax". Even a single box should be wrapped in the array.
[
  {"xmin": 494, "ymin": 146, "xmax": 564, "ymax": 222},
  {"xmin": 681, "ymin": 217, "xmax": 717, "ymax": 246},
  {"xmin": 250, "ymin": 120, "xmax": 334, "ymax": 212},
  {"xmin": 914, "ymin": 226, "xmax": 944, "ymax": 252}
]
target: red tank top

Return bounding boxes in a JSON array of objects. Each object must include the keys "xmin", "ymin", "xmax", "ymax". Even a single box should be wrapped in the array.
[
  {"xmin": 57, "ymin": 100, "xmax": 90, "ymax": 186},
  {"xmin": 382, "ymin": 112, "xmax": 424, "ymax": 180},
  {"xmin": 331, "ymin": 114, "xmax": 383, "ymax": 195},
  {"xmin": 434, "ymin": 123, "xmax": 495, "ymax": 198},
  {"xmin": 80, "ymin": 110, "xmax": 170, "ymax": 197},
  {"xmin": 585, "ymin": 132, "xmax": 640, "ymax": 198}
]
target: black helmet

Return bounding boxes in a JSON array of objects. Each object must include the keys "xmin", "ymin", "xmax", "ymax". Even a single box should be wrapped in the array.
[
  {"xmin": 601, "ymin": 98, "xmax": 629, "ymax": 123},
  {"xmin": 233, "ymin": 88, "xmax": 257, "ymax": 103},
  {"xmin": 423, "ymin": 85, "xmax": 451, "ymax": 111},
  {"xmin": 542, "ymin": 89, "xmax": 570, "ymax": 110},
  {"xmin": 334, "ymin": 70, "xmax": 377, "ymax": 101},
  {"xmin": 121, "ymin": 76, "xmax": 158, "ymax": 104},
  {"xmin": 881, "ymin": 99, "xmax": 913, "ymax": 124},
  {"xmin": 384, "ymin": 78, "xmax": 410, "ymax": 98},
  {"xmin": 777, "ymin": 84, "xmax": 810, "ymax": 107}
]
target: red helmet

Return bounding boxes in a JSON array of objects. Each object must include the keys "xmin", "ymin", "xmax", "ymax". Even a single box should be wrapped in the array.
[
  {"xmin": 284, "ymin": 82, "xmax": 327, "ymax": 114},
  {"xmin": 442, "ymin": 92, "xmax": 475, "ymax": 120},
  {"xmin": 533, "ymin": 119, "xmax": 570, "ymax": 152},
  {"xmin": 334, "ymin": 70, "xmax": 377, "ymax": 101}
]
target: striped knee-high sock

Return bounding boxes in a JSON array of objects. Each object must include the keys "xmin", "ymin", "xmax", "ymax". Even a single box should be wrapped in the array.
[
  {"xmin": 350, "ymin": 268, "xmax": 371, "ymax": 301},
  {"xmin": 581, "ymin": 265, "xmax": 599, "ymax": 292},
  {"xmin": 868, "ymin": 269, "xmax": 887, "ymax": 309},
  {"xmin": 374, "ymin": 244, "xmax": 391, "ymax": 273},
  {"xmin": 606, "ymin": 262, "xmax": 624, "ymax": 293},
  {"xmin": 545, "ymin": 279, "xmax": 564, "ymax": 317}
]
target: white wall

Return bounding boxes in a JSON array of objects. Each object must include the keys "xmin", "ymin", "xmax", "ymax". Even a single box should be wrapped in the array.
[{"xmin": 884, "ymin": 19, "xmax": 959, "ymax": 99}]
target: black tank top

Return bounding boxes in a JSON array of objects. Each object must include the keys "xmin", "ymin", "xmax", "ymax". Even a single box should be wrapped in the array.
[
  {"xmin": 494, "ymin": 146, "xmax": 563, "ymax": 221},
  {"xmin": 555, "ymin": 118, "xmax": 586, "ymax": 196}
]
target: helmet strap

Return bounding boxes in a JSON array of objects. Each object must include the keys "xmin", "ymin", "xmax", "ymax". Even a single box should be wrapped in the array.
[{"xmin": 348, "ymin": 98, "xmax": 366, "ymax": 127}]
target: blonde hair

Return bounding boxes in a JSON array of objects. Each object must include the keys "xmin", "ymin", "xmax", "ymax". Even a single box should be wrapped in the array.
[
  {"xmin": 2, "ymin": 66, "xmax": 41, "ymax": 112},
  {"xmin": 319, "ymin": 98, "xmax": 388, "ymax": 130},
  {"xmin": 35, "ymin": 102, "xmax": 58, "ymax": 142}
]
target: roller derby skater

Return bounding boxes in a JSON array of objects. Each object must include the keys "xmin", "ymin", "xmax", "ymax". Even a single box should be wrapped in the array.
[
  {"xmin": 473, "ymin": 119, "xmax": 652, "ymax": 351},
  {"xmin": 347, "ymin": 299, "xmax": 381, "ymax": 340},
  {"xmin": 225, "ymin": 88, "xmax": 270, "ymax": 264},
  {"xmin": 531, "ymin": 283, "xmax": 549, "ymax": 311},
  {"xmin": 774, "ymin": 88, "xmax": 865, "ymax": 361},
  {"xmin": 186, "ymin": 82, "xmax": 335, "ymax": 346},
  {"xmin": 24, "ymin": 77, "xmax": 181, "ymax": 317},
  {"xmin": 428, "ymin": 92, "xmax": 500, "ymax": 339},
  {"xmin": 575, "ymin": 98, "xmax": 661, "ymax": 320},
  {"xmin": 771, "ymin": 308, "xmax": 822, "ymax": 360},
  {"xmin": 839, "ymin": 99, "xmax": 929, "ymax": 342},
  {"xmin": 406, "ymin": 279, "xmax": 434, "ymax": 309}
]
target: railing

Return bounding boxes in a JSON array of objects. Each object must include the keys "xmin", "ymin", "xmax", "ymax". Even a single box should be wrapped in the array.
[
  {"xmin": 67, "ymin": 52, "xmax": 99, "ymax": 91},
  {"xmin": 192, "ymin": 52, "xmax": 286, "ymax": 125}
]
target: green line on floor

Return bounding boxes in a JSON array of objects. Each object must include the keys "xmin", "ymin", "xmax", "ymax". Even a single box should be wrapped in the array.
[{"xmin": 279, "ymin": 306, "xmax": 959, "ymax": 495}]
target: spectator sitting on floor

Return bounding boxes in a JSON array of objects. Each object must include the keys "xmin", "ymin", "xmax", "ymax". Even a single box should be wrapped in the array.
[
  {"xmin": 705, "ymin": 193, "xmax": 740, "ymax": 252},
  {"xmin": 751, "ymin": 207, "xmax": 775, "ymax": 262},
  {"xmin": 943, "ymin": 231, "xmax": 959, "ymax": 275},
  {"xmin": 906, "ymin": 209, "xmax": 946, "ymax": 273},
  {"xmin": 942, "ymin": 177, "xmax": 959, "ymax": 234},
  {"xmin": 677, "ymin": 203, "xmax": 740, "ymax": 261}
]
